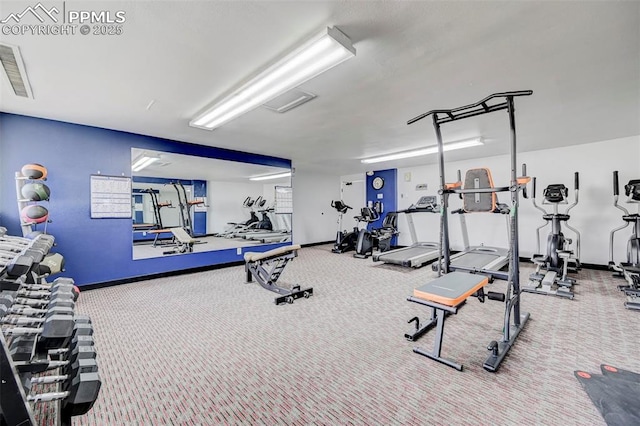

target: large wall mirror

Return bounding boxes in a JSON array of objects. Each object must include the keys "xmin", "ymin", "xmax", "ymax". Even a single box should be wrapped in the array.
[{"xmin": 131, "ymin": 148, "xmax": 292, "ymax": 260}]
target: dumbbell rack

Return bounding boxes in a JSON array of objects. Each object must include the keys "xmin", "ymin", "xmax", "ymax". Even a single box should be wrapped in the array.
[
  {"xmin": 1, "ymin": 232, "xmax": 101, "ymax": 424},
  {"xmin": 15, "ymin": 167, "xmax": 49, "ymax": 238},
  {"xmin": 1, "ymin": 289, "xmax": 100, "ymax": 425},
  {"xmin": 1, "ymin": 335, "xmax": 38, "ymax": 424}
]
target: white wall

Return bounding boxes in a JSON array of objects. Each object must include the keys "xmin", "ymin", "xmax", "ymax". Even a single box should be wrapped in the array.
[
  {"xmin": 395, "ymin": 135, "xmax": 640, "ymax": 265},
  {"xmin": 292, "ymin": 170, "xmax": 341, "ymax": 245},
  {"xmin": 338, "ymin": 174, "xmax": 366, "ymax": 232}
]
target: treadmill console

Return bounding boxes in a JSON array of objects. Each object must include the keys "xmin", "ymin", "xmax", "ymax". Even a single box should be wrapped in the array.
[{"xmin": 415, "ymin": 196, "xmax": 437, "ymax": 208}]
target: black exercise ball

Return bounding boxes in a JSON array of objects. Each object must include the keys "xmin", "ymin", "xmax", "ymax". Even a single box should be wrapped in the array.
[{"xmin": 21, "ymin": 182, "xmax": 51, "ymax": 201}]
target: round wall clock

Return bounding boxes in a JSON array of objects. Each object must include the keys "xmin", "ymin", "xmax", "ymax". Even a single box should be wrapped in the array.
[{"xmin": 372, "ymin": 176, "xmax": 385, "ymax": 190}]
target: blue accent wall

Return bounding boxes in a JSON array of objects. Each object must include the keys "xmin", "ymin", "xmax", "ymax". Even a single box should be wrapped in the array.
[
  {"xmin": 366, "ymin": 169, "xmax": 398, "ymax": 245},
  {"xmin": 192, "ymin": 180, "xmax": 207, "ymax": 236},
  {"xmin": 0, "ymin": 113, "xmax": 291, "ymax": 286}
]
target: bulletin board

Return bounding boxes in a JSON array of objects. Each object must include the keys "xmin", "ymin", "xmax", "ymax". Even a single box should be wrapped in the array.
[
  {"xmin": 90, "ymin": 175, "xmax": 132, "ymax": 219},
  {"xmin": 274, "ymin": 186, "xmax": 293, "ymax": 214}
]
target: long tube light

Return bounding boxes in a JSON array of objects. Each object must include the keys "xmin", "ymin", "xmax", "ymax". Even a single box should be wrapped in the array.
[
  {"xmin": 249, "ymin": 172, "xmax": 292, "ymax": 181},
  {"xmin": 360, "ymin": 138, "xmax": 484, "ymax": 164},
  {"xmin": 132, "ymin": 155, "xmax": 160, "ymax": 172},
  {"xmin": 190, "ymin": 27, "xmax": 355, "ymax": 130}
]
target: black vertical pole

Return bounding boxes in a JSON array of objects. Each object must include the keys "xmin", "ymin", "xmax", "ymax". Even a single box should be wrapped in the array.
[
  {"xmin": 432, "ymin": 114, "xmax": 449, "ymax": 275},
  {"xmin": 507, "ymin": 96, "xmax": 521, "ymax": 327}
]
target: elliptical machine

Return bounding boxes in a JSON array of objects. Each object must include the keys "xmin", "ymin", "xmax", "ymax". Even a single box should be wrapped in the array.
[
  {"xmin": 523, "ymin": 172, "xmax": 580, "ymax": 299},
  {"xmin": 331, "ymin": 200, "xmax": 358, "ymax": 254},
  {"xmin": 608, "ymin": 171, "xmax": 640, "ymax": 310}
]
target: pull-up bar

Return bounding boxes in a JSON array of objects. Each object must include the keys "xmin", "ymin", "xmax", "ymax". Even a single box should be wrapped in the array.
[
  {"xmin": 405, "ymin": 90, "xmax": 533, "ymax": 372},
  {"xmin": 407, "ymin": 90, "xmax": 533, "ymax": 125}
]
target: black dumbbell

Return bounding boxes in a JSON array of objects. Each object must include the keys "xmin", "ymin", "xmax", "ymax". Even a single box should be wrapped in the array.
[
  {"xmin": 0, "ymin": 293, "xmax": 75, "ymax": 310},
  {"xmin": 8, "ymin": 335, "xmax": 37, "ymax": 361},
  {"xmin": 72, "ymin": 321, "xmax": 93, "ymax": 337},
  {"xmin": 14, "ymin": 286, "xmax": 79, "ymax": 302},
  {"xmin": 27, "ymin": 372, "xmax": 102, "ymax": 417},
  {"xmin": 27, "ymin": 371, "xmax": 101, "ymax": 417},
  {"xmin": 2, "ymin": 313, "xmax": 75, "ymax": 340},
  {"xmin": 18, "ymin": 276, "xmax": 75, "ymax": 291},
  {"xmin": 0, "ymin": 304, "xmax": 74, "ymax": 319},
  {"xmin": 7, "ymin": 314, "xmax": 90, "ymax": 363},
  {"xmin": 1, "ymin": 307, "xmax": 73, "ymax": 328}
]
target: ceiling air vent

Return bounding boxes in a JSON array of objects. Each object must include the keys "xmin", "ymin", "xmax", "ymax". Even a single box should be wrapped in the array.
[
  {"xmin": 262, "ymin": 89, "xmax": 316, "ymax": 113},
  {"xmin": 0, "ymin": 43, "xmax": 33, "ymax": 98}
]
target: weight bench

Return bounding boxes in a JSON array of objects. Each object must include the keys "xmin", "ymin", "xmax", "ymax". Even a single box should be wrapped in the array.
[
  {"xmin": 161, "ymin": 227, "xmax": 196, "ymax": 255},
  {"xmin": 406, "ymin": 271, "xmax": 505, "ymax": 371},
  {"xmin": 145, "ymin": 228, "xmax": 175, "ymax": 247},
  {"xmin": 244, "ymin": 245, "xmax": 313, "ymax": 305}
]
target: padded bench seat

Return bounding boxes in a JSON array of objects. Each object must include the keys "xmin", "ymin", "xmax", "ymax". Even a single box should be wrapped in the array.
[
  {"xmin": 407, "ymin": 271, "xmax": 491, "ymax": 371},
  {"xmin": 244, "ymin": 245, "xmax": 301, "ymax": 263},
  {"xmin": 413, "ymin": 271, "xmax": 489, "ymax": 307}
]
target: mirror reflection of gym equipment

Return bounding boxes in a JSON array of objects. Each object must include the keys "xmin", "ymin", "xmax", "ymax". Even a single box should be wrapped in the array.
[
  {"xmin": 129, "ymin": 148, "xmax": 292, "ymax": 260},
  {"xmin": 609, "ymin": 171, "xmax": 640, "ymax": 310}
]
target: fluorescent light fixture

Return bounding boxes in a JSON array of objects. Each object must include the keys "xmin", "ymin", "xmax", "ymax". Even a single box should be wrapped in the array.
[
  {"xmin": 249, "ymin": 172, "xmax": 292, "ymax": 181},
  {"xmin": 190, "ymin": 26, "xmax": 356, "ymax": 130},
  {"xmin": 361, "ymin": 138, "xmax": 484, "ymax": 164},
  {"xmin": 132, "ymin": 154, "xmax": 160, "ymax": 172}
]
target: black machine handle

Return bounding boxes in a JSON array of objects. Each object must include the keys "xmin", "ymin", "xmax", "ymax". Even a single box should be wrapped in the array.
[
  {"xmin": 521, "ymin": 164, "xmax": 528, "ymax": 199},
  {"xmin": 487, "ymin": 292, "xmax": 506, "ymax": 302},
  {"xmin": 532, "ymin": 177, "xmax": 536, "ymax": 199},
  {"xmin": 574, "ymin": 172, "xmax": 579, "ymax": 190},
  {"xmin": 614, "ymin": 171, "xmax": 619, "ymax": 196},
  {"xmin": 331, "ymin": 200, "xmax": 353, "ymax": 210}
]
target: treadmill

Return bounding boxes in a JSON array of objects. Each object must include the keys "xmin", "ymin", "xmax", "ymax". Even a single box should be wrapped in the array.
[
  {"xmin": 372, "ymin": 196, "xmax": 440, "ymax": 268},
  {"xmin": 444, "ymin": 170, "xmax": 511, "ymax": 279}
]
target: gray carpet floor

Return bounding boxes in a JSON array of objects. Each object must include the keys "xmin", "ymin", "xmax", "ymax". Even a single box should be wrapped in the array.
[{"xmin": 69, "ymin": 244, "xmax": 640, "ymax": 425}]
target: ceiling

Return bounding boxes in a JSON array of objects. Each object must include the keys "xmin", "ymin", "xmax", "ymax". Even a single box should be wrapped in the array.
[{"xmin": 1, "ymin": 1, "xmax": 638, "ymax": 175}]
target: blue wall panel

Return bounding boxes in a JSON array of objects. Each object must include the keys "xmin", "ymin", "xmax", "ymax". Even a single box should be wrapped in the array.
[
  {"xmin": 0, "ymin": 113, "xmax": 291, "ymax": 286},
  {"xmin": 365, "ymin": 169, "xmax": 398, "ymax": 245},
  {"xmin": 192, "ymin": 180, "xmax": 207, "ymax": 236}
]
